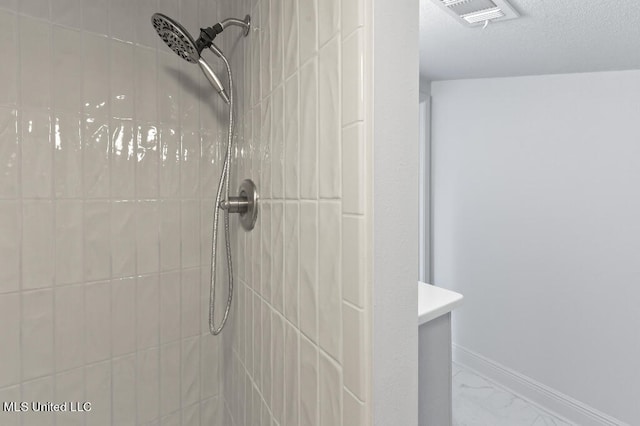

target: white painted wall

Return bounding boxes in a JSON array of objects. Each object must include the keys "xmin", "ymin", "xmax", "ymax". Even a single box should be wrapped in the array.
[
  {"xmin": 372, "ymin": 0, "xmax": 420, "ymax": 424},
  {"xmin": 431, "ymin": 70, "xmax": 640, "ymax": 425}
]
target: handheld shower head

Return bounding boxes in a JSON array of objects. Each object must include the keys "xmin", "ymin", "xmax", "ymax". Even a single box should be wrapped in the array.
[{"xmin": 151, "ymin": 13, "xmax": 230, "ymax": 104}]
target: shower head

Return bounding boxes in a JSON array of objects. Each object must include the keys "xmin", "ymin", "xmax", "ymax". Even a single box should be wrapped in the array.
[
  {"xmin": 151, "ymin": 13, "xmax": 230, "ymax": 103},
  {"xmin": 151, "ymin": 13, "xmax": 200, "ymax": 63}
]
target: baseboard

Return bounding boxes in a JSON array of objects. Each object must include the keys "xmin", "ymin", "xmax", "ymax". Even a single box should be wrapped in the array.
[{"xmin": 452, "ymin": 344, "xmax": 628, "ymax": 426}]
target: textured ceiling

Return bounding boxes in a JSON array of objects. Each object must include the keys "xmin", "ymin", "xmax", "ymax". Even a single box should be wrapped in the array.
[{"xmin": 420, "ymin": 0, "xmax": 640, "ymax": 82}]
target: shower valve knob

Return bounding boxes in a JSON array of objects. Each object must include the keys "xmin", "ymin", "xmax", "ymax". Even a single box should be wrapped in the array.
[
  {"xmin": 218, "ymin": 179, "xmax": 259, "ymax": 231},
  {"xmin": 219, "ymin": 197, "xmax": 249, "ymax": 213}
]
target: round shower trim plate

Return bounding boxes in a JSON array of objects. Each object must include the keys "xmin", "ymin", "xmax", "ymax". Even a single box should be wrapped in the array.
[{"xmin": 239, "ymin": 179, "xmax": 258, "ymax": 231}]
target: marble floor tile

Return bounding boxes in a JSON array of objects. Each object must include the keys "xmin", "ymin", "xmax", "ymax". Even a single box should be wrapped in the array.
[{"xmin": 452, "ymin": 363, "xmax": 573, "ymax": 426}]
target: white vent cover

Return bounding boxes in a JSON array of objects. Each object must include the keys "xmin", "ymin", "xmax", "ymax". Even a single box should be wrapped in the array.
[{"xmin": 431, "ymin": 0, "xmax": 519, "ymax": 27}]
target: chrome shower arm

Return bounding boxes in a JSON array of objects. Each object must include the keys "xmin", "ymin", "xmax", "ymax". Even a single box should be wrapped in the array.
[{"xmin": 219, "ymin": 15, "xmax": 251, "ymax": 36}]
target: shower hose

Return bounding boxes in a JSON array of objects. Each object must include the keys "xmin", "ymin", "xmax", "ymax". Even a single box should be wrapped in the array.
[{"xmin": 209, "ymin": 44, "xmax": 234, "ymax": 335}]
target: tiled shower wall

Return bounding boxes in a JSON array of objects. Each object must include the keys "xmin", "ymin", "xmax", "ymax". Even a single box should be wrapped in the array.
[
  {"xmin": 0, "ymin": 1, "xmax": 230, "ymax": 424},
  {"xmin": 220, "ymin": 0, "xmax": 372, "ymax": 425}
]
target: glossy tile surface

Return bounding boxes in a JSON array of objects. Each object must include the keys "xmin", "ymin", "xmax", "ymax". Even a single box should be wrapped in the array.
[
  {"xmin": 220, "ymin": 0, "xmax": 372, "ymax": 424},
  {"xmin": 453, "ymin": 364, "xmax": 574, "ymax": 426},
  {"xmin": 0, "ymin": 1, "xmax": 227, "ymax": 424},
  {"xmin": 0, "ymin": 0, "xmax": 372, "ymax": 424}
]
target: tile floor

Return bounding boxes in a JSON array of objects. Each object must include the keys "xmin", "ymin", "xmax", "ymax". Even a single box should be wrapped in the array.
[{"xmin": 452, "ymin": 363, "xmax": 573, "ymax": 426}]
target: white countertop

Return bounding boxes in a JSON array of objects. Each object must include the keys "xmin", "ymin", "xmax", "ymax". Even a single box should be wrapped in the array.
[{"xmin": 418, "ymin": 281, "xmax": 464, "ymax": 326}]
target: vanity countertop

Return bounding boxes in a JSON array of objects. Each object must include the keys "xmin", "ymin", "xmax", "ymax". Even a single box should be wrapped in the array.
[{"xmin": 418, "ymin": 281, "xmax": 464, "ymax": 326}]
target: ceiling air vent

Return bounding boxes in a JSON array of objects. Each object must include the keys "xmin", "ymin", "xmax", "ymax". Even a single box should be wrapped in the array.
[{"xmin": 432, "ymin": 0, "xmax": 519, "ymax": 27}]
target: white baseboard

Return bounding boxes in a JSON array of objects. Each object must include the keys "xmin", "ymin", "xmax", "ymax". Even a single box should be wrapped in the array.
[{"xmin": 452, "ymin": 344, "xmax": 628, "ymax": 426}]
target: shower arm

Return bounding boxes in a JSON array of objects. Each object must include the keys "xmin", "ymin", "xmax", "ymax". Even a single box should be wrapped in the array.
[{"xmin": 219, "ymin": 15, "xmax": 251, "ymax": 36}]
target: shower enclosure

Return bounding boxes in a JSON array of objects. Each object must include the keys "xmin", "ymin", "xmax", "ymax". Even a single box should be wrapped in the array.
[{"xmin": 0, "ymin": 0, "xmax": 408, "ymax": 423}]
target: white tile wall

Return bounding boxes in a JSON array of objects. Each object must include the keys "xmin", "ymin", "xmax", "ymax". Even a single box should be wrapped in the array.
[
  {"xmin": 222, "ymin": 0, "xmax": 371, "ymax": 424},
  {"xmin": 0, "ymin": 0, "xmax": 372, "ymax": 423},
  {"xmin": 0, "ymin": 0, "xmax": 228, "ymax": 424}
]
